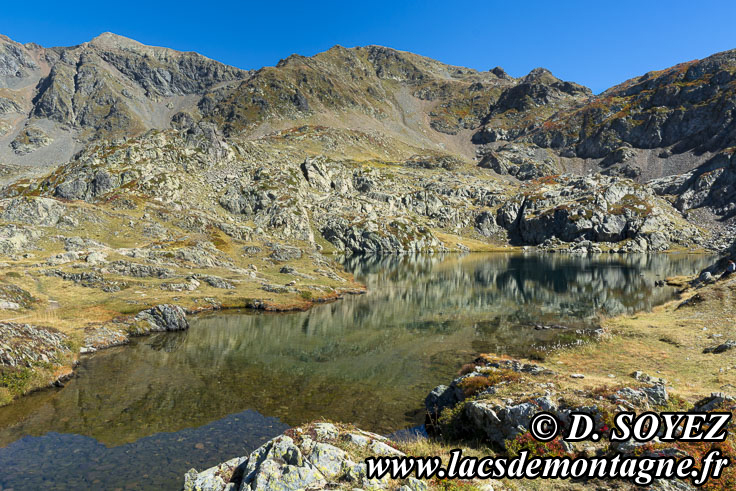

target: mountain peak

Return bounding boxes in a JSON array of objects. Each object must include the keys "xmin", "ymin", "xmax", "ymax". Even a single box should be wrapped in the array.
[
  {"xmin": 522, "ymin": 67, "xmax": 558, "ymax": 83},
  {"xmin": 89, "ymin": 32, "xmax": 142, "ymax": 49},
  {"xmin": 490, "ymin": 66, "xmax": 510, "ymax": 79}
]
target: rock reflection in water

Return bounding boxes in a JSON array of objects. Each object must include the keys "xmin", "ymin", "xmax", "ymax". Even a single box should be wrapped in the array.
[{"xmin": 0, "ymin": 253, "xmax": 714, "ymax": 490}]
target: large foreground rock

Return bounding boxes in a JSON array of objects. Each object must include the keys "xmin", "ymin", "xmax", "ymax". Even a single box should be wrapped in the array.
[{"xmin": 183, "ymin": 423, "xmax": 412, "ymax": 491}]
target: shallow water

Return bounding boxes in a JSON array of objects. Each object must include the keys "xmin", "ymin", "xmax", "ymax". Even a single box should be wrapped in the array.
[{"xmin": 0, "ymin": 253, "xmax": 714, "ymax": 490}]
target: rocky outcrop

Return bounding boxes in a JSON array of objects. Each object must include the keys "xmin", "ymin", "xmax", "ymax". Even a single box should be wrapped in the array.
[
  {"xmin": 530, "ymin": 50, "xmax": 736, "ymax": 162},
  {"xmin": 464, "ymin": 397, "xmax": 559, "ymax": 447},
  {"xmin": 651, "ymin": 150, "xmax": 736, "ymax": 216},
  {"xmin": 478, "ymin": 143, "xmax": 560, "ymax": 180},
  {"xmin": 128, "ymin": 304, "xmax": 189, "ymax": 335},
  {"xmin": 195, "ymin": 274, "xmax": 235, "ymax": 289},
  {"xmin": 693, "ymin": 392, "xmax": 736, "ymax": 412},
  {"xmin": 496, "ymin": 174, "xmax": 702, "ymax": 250},
  {"xmin": 0, "ymin": 283, "xmax": 34, "ymax": 310},
  {"xmin": 43, "ymin": 269, "xmax": 127, "ymax": 292},
  {"xmin": 3, "ymin": 128, "xmax": 708, "ymax": 255},
  {"xmin": 428, "ymin": 357, "xmax": 677, "ymax": 450},
  {"xmin": 498, "ymin": 68, "xmax": 591, "ymax": 114},
  {"xmin": 0, "ymin": 36, "xmax": 39, "ymax": 87},
  {"xmin": 0, "ymin": 322, "xmax": 70, "ymax": 369},
  {"xmin": 425, "ymin": 357, "xmax": 553, "ymax": 426},
  {"xmin": 0, "ymin": 224, "xmax": 40, "ymax": 255},
  {"xmin": 203, "ymin": 43, "xmax": 516, "ymax": 137},
  {"xmin": 107, "ymin": 260, "xmax": 173, "ymax": 279},
  {"xmin": 29, "ymin": 33, "xmax": 246, "ymax": 138},
  {"xmin": 424, "ymin": 383, "xmax": 465, "ymax": 418},
  {"xmin": 0, "ymin": 96, "xmax": 22, "ymax": 114},
  {"xmin": 321, "ymin": 217, "xmax": 445, "ymax": 254},
  {"xmin": 0, "ymin": 197, "xmax": 70, "ymax": 227},
  {"xmin": 10, "ymin": 127, "xmax": 52, "ymax": 155},
  {"xmin": 183, "ymin": 422, "xmax": 419, "ymax": 491},
  {"xmin": 79, "ymin": 304, "xmax": 196, "ymax": 352}
]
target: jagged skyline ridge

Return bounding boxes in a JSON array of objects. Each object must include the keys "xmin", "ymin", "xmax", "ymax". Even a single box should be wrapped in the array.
[{"xmin": 2, "ymin": 0, "xmax": 736, "ymax": 94}]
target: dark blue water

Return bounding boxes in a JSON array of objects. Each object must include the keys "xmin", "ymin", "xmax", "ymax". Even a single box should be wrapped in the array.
[{"xmin": 0, "ymin": 411, "xmax": 287, "ymax": 490}]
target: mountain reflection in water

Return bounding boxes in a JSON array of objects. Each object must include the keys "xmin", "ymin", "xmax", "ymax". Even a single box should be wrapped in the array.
[{"xmin": 0, "ymin": 253, "xmax": 714, "ymax": 490}]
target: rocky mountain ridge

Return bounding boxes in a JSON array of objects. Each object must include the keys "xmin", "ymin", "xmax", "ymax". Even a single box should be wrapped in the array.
[
  {"xmin": 0, "ymin": 33, "xmax": 733, "ymax": 404},
  {"xmin": 0, "ymin": 34, "xmax": 733, "ymax": 228},
  {"xmin": 0, "ymin": 32, "xmax": 247, "ymax": 172},
  {"xmin": 1, "ymin": 33, "xmax": 733, "ymax": 183}
]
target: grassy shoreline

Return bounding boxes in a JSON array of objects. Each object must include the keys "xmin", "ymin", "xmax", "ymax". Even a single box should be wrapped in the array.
[
  {"xmin": 386, "ymin": 274, "xmax": 736, "ymax": 489},
  {"xmin": 0, "ymin": 249, "xmax": 719, "ymax": 407},
  {"xmin": 0, "ymin": 278, "xmax": 367, "ymax": 406}
]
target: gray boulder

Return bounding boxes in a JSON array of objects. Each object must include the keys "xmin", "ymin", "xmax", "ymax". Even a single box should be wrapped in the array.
[
  {"xmin": 130, "ymin": 304, "xmax": 188, "ymax": 335},
  {"xmin": 464, "ymin": 398, "xmax": 549, "ymax": 447},
  {"xmin": 1, "ymin": 197, "xmax": 68, "ymax": 227},
  {"xmin": 184, "ymin": 457, "xmax": 247, "ymax": 491},
  {"xmin": 425, "ymin": 384, "xmax": 464, "ymax": 417}
]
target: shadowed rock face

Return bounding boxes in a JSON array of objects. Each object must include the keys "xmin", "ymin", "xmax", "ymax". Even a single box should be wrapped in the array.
[
  {"xmin": 0, "ymin": 33, "xmax": 733, "ymax": 164},
  {"xmin": 0, "ymin": 33, "xmax": 249, "ymax": 170},
  {"xmin": 471, "ymin": 49, "xmax": 736, "ymax": 202},
  {"xmin": 4, "ymin": 128, "xmax": 704, "ymax": 255},
  {"xmin": 30, "ymin": 34, "xmax": 246, "ymax": 136}
]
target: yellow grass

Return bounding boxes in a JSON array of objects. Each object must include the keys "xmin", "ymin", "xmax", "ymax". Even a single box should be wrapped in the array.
[{"xmin": 545, "ymin": 277, "xmax": 736, "ymax": 400}]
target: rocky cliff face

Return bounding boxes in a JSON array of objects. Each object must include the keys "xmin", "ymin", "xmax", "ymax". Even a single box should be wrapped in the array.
[
  {"xmin": 528, "ymin": 51, "xmax": 736, "ymax": 161},
  {"xmin": 0, "ymin": 33, "xmax": 247, "ymax": 172}
]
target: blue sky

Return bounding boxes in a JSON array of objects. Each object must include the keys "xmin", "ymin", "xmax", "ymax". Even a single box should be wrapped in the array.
[{"xmin": 2, "ymin": 0, "xmax": 735, "ymax": 94}]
